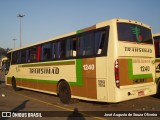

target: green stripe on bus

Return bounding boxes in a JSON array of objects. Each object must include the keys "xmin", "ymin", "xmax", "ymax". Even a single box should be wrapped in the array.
[
  {"xmin": 128, "ymin": 59, "xmax": 152, "ymax": 79},
  {"xmin": 76, "ymin": 29, "xmax": 83, "ymax": 34},
  {"xmin": 22, "ymin": 61, "xmax": 75, "ymax": 67},
  {"xmin": 7, "ymin": 59, "xmax": 83, "ymax": 86},
  {"xmin": 71, "ymin": 59, "xmax": 83, "ymax": 86}
]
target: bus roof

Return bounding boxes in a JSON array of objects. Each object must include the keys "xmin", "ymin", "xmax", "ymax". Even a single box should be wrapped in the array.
[
  {"xmin": 153, "ymin": 33, "xmax": 160, "ymax": 37},
  {"xmin": 8, "ymin": 18, "xmax": 151, "ymax": 53}
]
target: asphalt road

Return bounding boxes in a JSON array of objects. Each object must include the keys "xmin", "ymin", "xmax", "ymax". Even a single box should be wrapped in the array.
[{"xmin": 0, "ymin": 71, "xmax": 160, "ymax": 120}]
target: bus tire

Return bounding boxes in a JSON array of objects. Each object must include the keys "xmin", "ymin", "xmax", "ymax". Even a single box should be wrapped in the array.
[
  {"xmin": 12, "ymin": 77, "xmax": 20, "ymax": 91},
  {"xmin": 58, "ymin": 81, "xmax": 71, "ymax": 104}
]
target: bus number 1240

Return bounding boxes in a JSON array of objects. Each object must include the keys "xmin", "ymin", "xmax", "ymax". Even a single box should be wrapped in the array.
[{"xmin": 83, "ymin": 64, "xmax": 95, "ymax": 71}]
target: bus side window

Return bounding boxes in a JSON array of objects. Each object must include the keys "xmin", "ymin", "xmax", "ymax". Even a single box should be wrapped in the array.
[
  {"xmin": 12, "ymin": 52, "xmax": 16, "ymax": 64},
  {"xmin": 28, "ymin": 47, "xmax": 37, "ymax": 62},
  {"xmin": 12, "ymin": 51, "xmax": 20, "ymax": 64},
  {"xmin": 52, "ymin": 42, "xmax": 56, "ymax": 59},
  {"xmin": 73, "ymin": 38, "xmax": 77, "ymax": 57},
  {"xmin": 66, "ymin": 37, "xmax": 77, "ymax": 58},
  {"xmin": 95, "ymin": 27, "xmax": 109, "ymax": 56},
  {"xmin": 56, "ymin": 41, "xmax": 61, "ymax": 59},
  {"xmin": 21, "ymin": 49, "xmax": 26, "ymax": 63},
  {"xmin": 60, "ymin": 40, "xmax": 65, "ymax": 58},
  {"xmin": 26, "ymin": 49, "xmax": 30, "ymax": 63},
  {"xmin": 17, "ymin": 51, "xmax": 21, "ymax": 64},
  {"xmin": 56, "ymin": 40, "xmax": 65, "ymax": 59},
  {"xmin": 78, "ymin": 32, "xmax": 94, "ymax": 57},
  {"xmin": 41, "ymin": 43, "xmax": 51, "ymax": 61}
]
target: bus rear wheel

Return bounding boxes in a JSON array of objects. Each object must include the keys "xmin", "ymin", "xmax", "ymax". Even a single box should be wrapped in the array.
[
  {"xmin": 12, "ymin": 77, "xmax": 20, "ymax": 91},
  {"xmin": 58, "ymin": 81, "xmax": 71, "ymax": 104}
]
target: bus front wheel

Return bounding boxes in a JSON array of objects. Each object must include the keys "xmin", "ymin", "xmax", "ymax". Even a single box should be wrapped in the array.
[
  {"xmin": 12, "ymin": 77, "xmax": 20, "ymax": 91},
  {"xmin": 58, "ymin": 81, "xmax": 71, "ymax": 104}
]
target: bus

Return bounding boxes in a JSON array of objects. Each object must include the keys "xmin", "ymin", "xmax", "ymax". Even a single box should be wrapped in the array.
[
  {"xmin": 153, "ymin": 33, "xmax": 160, "ymax": 97},
  {"xmin": 1, "ymin": 57, "xmax": 8, "ymax": 67},
  {"xmin": 5, "ymin": 19, "xmax": 156, "ymax": 104},
  {"xmin": 0, "ymin": 57, "xmax": 9, "ymax": 84},
  {"xmin": 1, "ymin": 57, "xmax": 9, "ymax": 73}
]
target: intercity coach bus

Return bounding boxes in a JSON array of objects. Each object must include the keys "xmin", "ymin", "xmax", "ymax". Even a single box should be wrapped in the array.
[
  {"xmin": 5, "ymin": 19, "xmax": 156, "ymax": 104},
  {"xmin": 1, "ymin": 57, "xmax": 9, "ymax": 74},
  {"xmin": 153, "ymin": 33, "xmax": 160, "ymax": 97}
]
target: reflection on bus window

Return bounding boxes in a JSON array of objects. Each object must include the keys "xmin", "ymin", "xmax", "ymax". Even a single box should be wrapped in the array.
[
  {"xmin": 78, "ymin": 32, "xmax": 94, "ymax": 56},
  {"xmin": 28, "ymin": 47, "xmax": 37, "ymax": 62},
  {"xmin": 95, "ymin": 30, "xmax": 107, "ymax": 55},
  {"xmin": 41, "ymin": 43, "xmax": 51, "ymax": 61},
  {"xmin": 66, "ymin": 37, "xmax": 77, "ymax": 58},
  {"xmin": 21, "ymin": 49, "xmax": 26, "ymax": 63}
]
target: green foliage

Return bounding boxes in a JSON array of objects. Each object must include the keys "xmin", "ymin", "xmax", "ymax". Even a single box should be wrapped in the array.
[{"xmin": 0, "ymin": 47, "xmax": 11, "ymax": 59}]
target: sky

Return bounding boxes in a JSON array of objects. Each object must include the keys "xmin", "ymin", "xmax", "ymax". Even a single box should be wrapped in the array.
[{"xmin": 0, "ymin": 0, "xmax": 160, "ymax": 49}]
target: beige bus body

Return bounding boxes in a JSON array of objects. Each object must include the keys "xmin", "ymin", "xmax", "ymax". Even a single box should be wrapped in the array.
[{"xmin": 6, "ymin": 19, "xmax": 156, "ymax": 103}]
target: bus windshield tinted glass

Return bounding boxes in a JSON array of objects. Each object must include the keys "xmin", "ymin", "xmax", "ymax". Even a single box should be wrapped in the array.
[{"xmin": 117, "ymin": 23, "xmax": 153, "ymax": 44}]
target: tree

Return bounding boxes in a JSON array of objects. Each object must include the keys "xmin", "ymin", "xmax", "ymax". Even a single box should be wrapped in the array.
[{"xmin": 0, "ymin": 47, "xmax": 11, "ymax": 59}]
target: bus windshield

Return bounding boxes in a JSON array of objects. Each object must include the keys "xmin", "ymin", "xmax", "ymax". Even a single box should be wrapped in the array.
[
  {"xmin": 117, "ymin": 23, "xmax": 153, "ymax": 44},
  {"xmin": 154, "ymin": 35, "xmax": 160, "ymax": 57}
]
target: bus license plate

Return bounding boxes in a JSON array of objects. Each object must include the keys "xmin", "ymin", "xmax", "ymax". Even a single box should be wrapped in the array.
[{"xmin": 138, "ymin": 91, "xmax": 144, "ymax": 96}]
